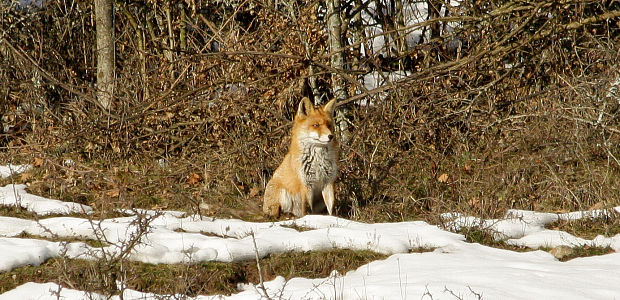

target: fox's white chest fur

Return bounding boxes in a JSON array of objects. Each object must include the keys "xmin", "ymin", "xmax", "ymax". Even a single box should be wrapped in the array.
[{"xmin": 299, "ymin": 143, "xmax": 337, "ymax": 189}]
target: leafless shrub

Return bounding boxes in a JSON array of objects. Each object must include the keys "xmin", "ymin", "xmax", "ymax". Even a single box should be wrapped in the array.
[{"xmin": 0, "ymin": 0, "xmax": 618, "ymax": 223}]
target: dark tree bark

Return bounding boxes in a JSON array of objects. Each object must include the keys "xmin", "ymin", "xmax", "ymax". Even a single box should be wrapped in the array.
[{"xmin": 427, "ymin": 0, "xmax": 443, "ymax": 40}]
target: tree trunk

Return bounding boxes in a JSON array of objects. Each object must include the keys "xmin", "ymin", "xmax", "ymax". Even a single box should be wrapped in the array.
[
  {"xmin": 427, "ymin": 0, "xmax": 443, "ymax": 40},
  {"xmin": 95, "ymin": 0, "xmax": 115, "ymax": 110},
  {"xmin": 122, "ymin": 7, "xmax": 149, "ymax": 102},
  {"xmin": 165, "ymin": 1, "xmax": 176, "ymax": 79},
  {"xmin": 395, "ymin": 0, "xmax": 407, "ymax": 62},
  {"xmin": 304, "ymin": 41, "xmax": 321, "ymax": 103},
  {"xmin": 326, "ymin": 0, "xmax": 350, "ymax": 141}
]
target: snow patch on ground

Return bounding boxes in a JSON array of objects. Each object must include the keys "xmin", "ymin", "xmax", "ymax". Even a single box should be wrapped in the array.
[
  {"xmin": 241, "ymin": 244, "xmax": 620, "ymax": 300},
  {"xmin": 5, "ymin": 248, "xmax": 620, "ymax": 299},
  {"xmin": 0, "ymin": 170, "xmax": 619, "ymax": 299},
  {"xmin": 444, "ymin": 207, "xmax": 620, "ymax": 251},
  {"xmin": 0, "ymin": 200, "xmax": 465, "ymax": 265},
  {"xmin": 0, "ymin": 237, "xmax": 88, "ymax": 272},
  {"xmin": 0, "ymin": 184, "xmax": 92, "ymax": 215},
  {"xmin": 0, "ymin": 164, "xmax": 31, "ymax": 179}
]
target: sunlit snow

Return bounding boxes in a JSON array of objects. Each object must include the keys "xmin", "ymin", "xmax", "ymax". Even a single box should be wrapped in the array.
[
  {"xmin": 0, "ymin": 164, "xmax": 619, "ymax": 299},
  {"xmin": 0, "ymin": 164, "xmax": 30, "ymax": 179},
  {"xmin": 0, "ymin": 184, "xmax": 93, "ymax": 216}
]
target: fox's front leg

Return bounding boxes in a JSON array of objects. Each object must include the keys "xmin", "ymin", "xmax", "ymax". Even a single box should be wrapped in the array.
[
  {"xmin": 292, "ymin": 190, "xmax": 312, "ymax": 217},
  {"xmin": 300, "ymin": 196, "xmax": 307, "ymax": 216},
  {"xmin": 322, "ymin": 183, "xmax": 335, "ymax": 215},
  {"xmin": 263, "ymin": 182, "xmax": 282, "ymax": 217}
]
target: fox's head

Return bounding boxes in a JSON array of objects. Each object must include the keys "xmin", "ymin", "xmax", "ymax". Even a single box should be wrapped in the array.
[{"xmin": 293, "ymin": 97, "xmax": 337, "ymax": 146}]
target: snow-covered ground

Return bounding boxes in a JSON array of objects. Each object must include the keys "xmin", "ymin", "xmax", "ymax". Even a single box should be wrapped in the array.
[
  {"xmin": 0, "ymin": 164, "xmax": 31, "ymax": 179},
  {"xmin": 0, "ymin": 165, "xmax": 619, "ymax": 299}
]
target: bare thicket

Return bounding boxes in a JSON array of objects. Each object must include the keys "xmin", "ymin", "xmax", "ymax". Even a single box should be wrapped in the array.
[
  {"xmin": 0, "ymin": 0, "xmax": 618, "ymax": 224},
  {"xmin": 0, "ymin": 2, "xmax": 618, "ymax": 296}
]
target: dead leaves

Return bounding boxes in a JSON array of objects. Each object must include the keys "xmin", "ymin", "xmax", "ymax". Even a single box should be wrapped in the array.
[
  {"xmin": 186, "ymin": 173, "xmax": 203, "ymax": 186},
  {"xmin": 105, "ymin": 189, "xmax": 120, "ymax": 198},
  {"xmin": 436, "ymin": 173, "xmax": 449, "ymax": 183},
  {"xmin": 33, "ymin": 157, "xmax": 44, "ymax": 167},
  {"xmin": 248, "ymin": 186, "xmax": 259, "ymax": 198},
  {"xmin": 19, "ymin": 172, "xmax": 34, "ymax": 182}
]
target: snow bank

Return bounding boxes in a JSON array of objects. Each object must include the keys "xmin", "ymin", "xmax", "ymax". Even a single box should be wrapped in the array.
[
  {"xmin": 1, "ymin": 180, "xmax": 620, "ymax": 299},
  {"xmin": 242, "ymin": 244, "xmax": 620, "ymax": 300},
  {"xmin": 0, "ymin": 164, "xmax": 31, "ymax": 179},
  {"xmin": 5, "ymin": 246, "xmax": 620, "ymax": 299},
  {"xmin": 0, "ymin": 237, "xmax": 88, "ymax": 272},
  {"xmin": 0, "ymin": 184, "xmax": 93, "ymax": 215},
  {"xmin": 0, "ymin": 282, "xmax": 107, "ymax": 300},
  {"xmin": 444, "ymin": 208, "xmax": 620, "ymax": 251},
  {"xmin": 1, "ymin": 211, "xmax": 464, "ymax": 264}
]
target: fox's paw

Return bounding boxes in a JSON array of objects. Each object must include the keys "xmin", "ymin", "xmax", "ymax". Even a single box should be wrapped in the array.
[{"xmin": 263, "ymin": 203, "xmax": 281, "ymax": 218}]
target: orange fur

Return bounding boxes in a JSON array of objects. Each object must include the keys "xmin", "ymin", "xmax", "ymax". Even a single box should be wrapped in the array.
[{"xmin": 263, "ymin": 97, "xmax": 338, "ymax": 217}]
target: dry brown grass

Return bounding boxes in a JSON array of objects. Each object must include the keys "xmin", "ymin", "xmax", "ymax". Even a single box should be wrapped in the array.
[
  {"xmin": 546, "ymin": 211, "xmax": 620, "ymax": 240},
  {"xmin": 0, "ymin": 250, "xmax": 386, "ymax": 296},
  {"xmin": 1, "ymin": 0, "xmax": 618, "ymax": 223}
]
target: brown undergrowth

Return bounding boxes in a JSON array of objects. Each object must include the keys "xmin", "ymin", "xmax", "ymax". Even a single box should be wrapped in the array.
[
  {"xmin": 1, "ymin": 0, "xmax": 620, "ymax": 297},
  {"xmin": 0, "ymin": 250, "xmax": 386, "ymax": 296},
  {"xmin": 1, "ymin": 0, "xmax": 618, "ymax": 223},
  {"xmin": 546, "ymin": 211, "xmax": 620, "ymax": 240}
]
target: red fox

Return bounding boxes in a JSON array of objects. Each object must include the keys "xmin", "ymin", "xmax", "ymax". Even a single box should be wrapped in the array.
[{"xmin": 263, "ymin": 97, "xmax": 338, "ymax": 218}]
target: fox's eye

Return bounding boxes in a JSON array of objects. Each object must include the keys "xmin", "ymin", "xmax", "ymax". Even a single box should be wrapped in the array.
[{"xmin": 313, "ymin": 123, "xmax": 320, "ymax": 127}]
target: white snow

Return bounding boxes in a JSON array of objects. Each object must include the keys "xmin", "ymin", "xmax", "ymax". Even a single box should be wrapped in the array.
[
  {"xmin": 0, "ymin": 184, "xmax": 93, "ymax": 215},
  {"xmin": 358, "ymin": 0, "xmax": 462, "ymax": 57},
  {"xmin": 0, "ymin": 238, "xmax": 61, "ymax": 272},
  {"xmin": 354, "ymin": 0, "xmax": 464, "ymax": 106},
  {"xmin": 444, "ymin": 208, "xmax": 620, "ymax": 251},
  {"xmin": 359, "ymin": 71, "xmax": 411, "ymax": 105},
  {"xmin": 0, "ymin": 167, "xmax": 619, "ymax": 299},
  {"xmin": 246, "ymin": 245, "xmax": 620, "ymax": 300},
  {"xmin": 0, "ymin": 164, "xmax": 31, "ymax": 179}
]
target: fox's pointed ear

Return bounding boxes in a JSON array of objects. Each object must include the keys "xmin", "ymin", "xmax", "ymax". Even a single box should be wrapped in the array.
[
  {"xmin": 297, "ymin": 97, "xmax": 313, "ymax": 118},
  {"xmin": 323, "ymin": 99, "xmax": 337, "ymax": 116}
]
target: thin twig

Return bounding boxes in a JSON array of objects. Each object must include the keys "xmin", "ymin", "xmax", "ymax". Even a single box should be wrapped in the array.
[{"xmin": 250, "ymin": 231, "xmax": 270, "ymax": 299}]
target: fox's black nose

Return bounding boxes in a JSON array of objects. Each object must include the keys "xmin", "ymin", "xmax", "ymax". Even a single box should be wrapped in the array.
[{"xmin": 328, "ymin": 134, "xmax": 334, "ymax": 141}]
